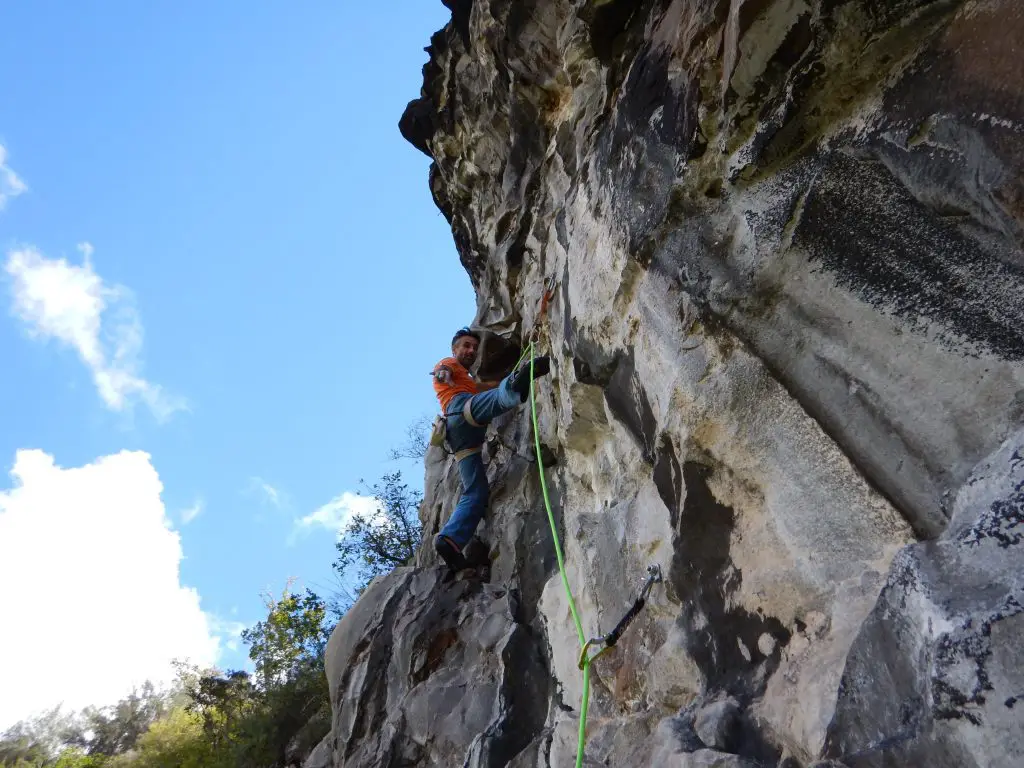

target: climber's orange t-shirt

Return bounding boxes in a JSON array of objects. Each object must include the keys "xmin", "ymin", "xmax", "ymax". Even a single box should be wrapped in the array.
[{"xmin": 433, "ymin": 357, "xmax": 478, "ymax": 413}]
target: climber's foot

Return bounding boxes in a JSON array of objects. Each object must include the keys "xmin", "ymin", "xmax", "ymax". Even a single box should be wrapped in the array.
[
  {"xmin": 510, "ymin": 356, "xmax": 551, "ymax": 399},
  {"xmin": 434, "ymin": 535, "xmax": 468, "ymax": 572},
  {"xmin": 462, "ymin": 536, "xmax": 491, "ymax": 569}
]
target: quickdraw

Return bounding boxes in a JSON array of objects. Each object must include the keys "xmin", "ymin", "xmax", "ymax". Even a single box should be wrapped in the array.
[
  {"xmin": 524, "ymin": 277, "xmax": 556, "ymax": 346},
  {"xmin": 578, "ymin": 564, "xmax": 664, "ymax": 670}
]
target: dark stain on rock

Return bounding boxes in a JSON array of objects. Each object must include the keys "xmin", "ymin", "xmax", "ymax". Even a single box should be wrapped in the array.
[
  {"xmin": 571, "ymin": 339, "xmax": 620, "ymax": 386},
  {"xmin": 957, "ymin": 479, "xmax": 1024, "ymax": 550},
  {"xmin": 736, "ymin": 0, "xmax": 775, "ymax": 38},
  {"xmin": 685, "ymin": 694, "xmax": 782, "ymax": 763},
  {"xmin": 572, "ymin": 357, "xmax": 603, "ymax": 387},
  {"xmin": 479, "ymin": 332, "xmax": 524, "ymax": 381},
  {"xmin": 554, "ymin": 209, "xmax": 570, "ymax": 252},
  {"xmin": 654, "ymin": 433, "xmax": 683, "ymax": 522},
  {"xmin": 560, "ymin": 261, "xmax": 574, "ymax": 354},
  {"xmin": 560, "ymin": 280, "xmax": 622, "ymax": 388},
  {"xmin": 441, "ymin": 0, "xmax": 473, "ymax": 49},
  {"xmin": 618, "ymin": 43, "xmax": 666, "ymax": 134},
  {"xmin": 495, "ymin": 210, "xmax": 517, "ymax": 245},
  {"xmin": 671, "ymin": 461, "xmax": 791, "ymax": 695},
  {"xmin": 608, "ymin": 39, "xmax": 701, "ymax": 156},
  {"xmin": 825, "ymin": 539, "xmax": 1024, "ymax": 765},
  {"xmin": 481, "ymin": 625, "xmax": 553, "ymax": 767},
  {"xmin": 1012, "ymin": 447, "xmax": 1024, "ymax": 471},
  {"xmin": 604, "ymin": 348, "xmax": 658, "ymax": 463},
  {"xmin": 765, "ymin": 7, "xmax": 815, "ymax": 71},
  {"xmin": 589, "ymin": 39, "xmax": 700, "ymax": 259},
  {"xmin": 931, "ymin": 631, "xmax": 992, "ymax": 726},
  {"xmin": 428, "ymin": 163, "xmax": 454, "ymax": 224},
  {"xmin": 453, "ymin": 224, "xmax": 487, "ymax": 289},
  {"xmin": 554, "ymin": 120, "xmax": 579, "ymax": 179},
  {"xmin": 412, "ymin": 627, "xmax": 460, "ymax": 685},
  {"xmin": 793, "ymin": 150, "xmax": 1024, "ymax": 361},
  {"xmin": 581, "ymin": 0, "xmax": 646, "ymax": 66},
  {"xmin": 504, "ymin": 209, "xmax": 532, "ymax": 272}
]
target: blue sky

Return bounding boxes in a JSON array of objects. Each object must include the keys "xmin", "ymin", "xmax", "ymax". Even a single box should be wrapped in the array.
[{"xmin": 0, "ymin": 2, "xmax": 472, "ymax": 725}]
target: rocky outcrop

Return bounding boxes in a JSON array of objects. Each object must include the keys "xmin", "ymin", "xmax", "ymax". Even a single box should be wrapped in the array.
[
  {"xmin": 324, "ymin": 1, "xmax": 1023, "ymax": 766},
  {"xmin": 302, "ymin": 735, "xmax": 332, "ymax": 768},
  {"xmin": 823, "ymin": 429, "xmax": 1024, "ymax": 767},
  {"xmin": 322, "ymin": 564, "xmax": 549, "ymax": 767}
]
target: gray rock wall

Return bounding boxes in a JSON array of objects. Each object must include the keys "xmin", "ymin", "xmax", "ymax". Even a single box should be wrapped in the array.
[{"xmin": 324, "ymin": 1, "xmax": 1023, "ymax": 765}]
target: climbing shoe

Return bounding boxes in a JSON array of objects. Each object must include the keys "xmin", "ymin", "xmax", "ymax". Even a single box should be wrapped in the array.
[
  {"xmin": 510, "ymin": 355, "xmax": 551, "ymax": 400},
  {"xmin": 462, "ymin": 536, "xmax": 491, "ymax": 569},
  {"xmin": 434, "ymin": 534, "xmax": 468, "ymax": 572}
]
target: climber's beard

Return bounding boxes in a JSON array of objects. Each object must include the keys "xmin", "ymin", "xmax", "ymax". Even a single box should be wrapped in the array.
[{"xmin": 456, "ymin": 350, "xmax": 477, "ymax": 369}]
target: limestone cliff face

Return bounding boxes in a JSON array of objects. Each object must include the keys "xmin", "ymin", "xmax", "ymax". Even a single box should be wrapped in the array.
[{"xmin": 318, "ymin": 1, "xmax": 1024, "ymax": 766}]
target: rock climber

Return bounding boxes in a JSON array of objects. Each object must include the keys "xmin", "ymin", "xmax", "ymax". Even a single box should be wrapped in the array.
[{"xmin": 431, "ymin": 327, "xmax": 550, "ymax": 571}]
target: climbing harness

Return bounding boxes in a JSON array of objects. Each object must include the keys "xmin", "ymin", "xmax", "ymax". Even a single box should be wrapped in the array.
[
  {"xmin": 526, "ymin": 341, "xmax": 662, "ymax": 768},
  {"xmin": 578, "ymin": 564, "xmax": 663, "ymax": 669},
  {"xmin": 460, "ymin": 396, "xmax": 482, "ymax": 427},
  {"xmin": 428, "ymin": 384, "xmax": 488, "ymax": 457}
]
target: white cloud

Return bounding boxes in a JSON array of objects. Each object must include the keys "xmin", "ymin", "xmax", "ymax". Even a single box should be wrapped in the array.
[
  {"xmin": 0, "ymin": 143, "xmax": 27, "ymax": 210},
  {"xmin": 180, "ymin": 499, "xmax": 203, "ymax": 525},
  {"xmin": 248, "ymin": 477, "xmax": 285, "ymax": 509},
  {"xmin": 208, "ymin": 616, "xmax": 247, "ymax": 654},
  {"xmin": 3, "ymin": 244, "xmax": 185, "ymax": 421},
  {"xmin": 0, "ymin": 449, "xmax": 227, "ymax": 730},
  {"xmin": 297, "ymin": 491, "xmax": 383, "ymax": 534}
]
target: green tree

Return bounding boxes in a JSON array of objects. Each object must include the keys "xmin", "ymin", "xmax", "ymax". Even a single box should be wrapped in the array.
[
  {"xmin": 237, "ymin": 585, "xmax": 331, "ymax": 765},
  {"xmin": 65, "ymin": 683, "xmax": 170, "ymax": 757},
  {"xmin": 173, "ymin": 586, "xmax": 332, "ymax": 768},
  {"xmin": 52, "ymin": 749, "xmax": 108, "ymax": 768},
  {"xmin": 176, "ymin": 666, "xmax": 257, "ymax": 755},
  {"xmin": 332, "ymin": 471, "xmax": 422, "ymax": 597},
  {"xmin": 0, "ymin": 706, "xmax": 78, "ymax": 767},
  {"xmin": 241, "ymin": 584, "xmax": 330, "ymax": 690},
  {"xmin": 105, "ymin": 709, "xmax": 220, "ymax": 768}
]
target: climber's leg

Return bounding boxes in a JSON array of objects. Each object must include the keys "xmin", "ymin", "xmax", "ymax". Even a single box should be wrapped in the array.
[
  {"xmin": 452, "ymin": 358, "xmax": 552, "ymax": 428},
  {"xmin": 464, "ymin": 374, "xmax": 522, "ymax": 423},
  {"xmin": 433, "ymin": 393, "xmax": 490, "ymax": 570},
  {"xmin": 470, "ymin": 356, "xmax": 551, "ymax": 422},
  {"xmin": 438, "ymin": 450, "xmax": 489, "ymax": 548}
]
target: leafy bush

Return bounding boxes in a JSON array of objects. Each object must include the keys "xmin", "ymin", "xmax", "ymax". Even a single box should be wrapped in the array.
[{"xmin": 332, "ymin": 471, "xmax": 422, "ymax": 601}]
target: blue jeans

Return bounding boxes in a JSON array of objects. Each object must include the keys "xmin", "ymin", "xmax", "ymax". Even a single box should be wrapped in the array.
[{"xmin": 439, "ymin": 375, "xmax": 524, "ymax": 547}]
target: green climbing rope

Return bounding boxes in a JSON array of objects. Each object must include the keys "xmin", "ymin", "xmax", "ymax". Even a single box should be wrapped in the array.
[{"xmin": 527, "ymin": 342, "xmax": 592, "ymax": 768}]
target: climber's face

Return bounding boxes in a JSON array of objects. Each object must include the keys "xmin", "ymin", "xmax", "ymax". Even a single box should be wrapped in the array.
[{"xmin": 452, "ymin": 335, "xmax": 478, "ymax": 369}]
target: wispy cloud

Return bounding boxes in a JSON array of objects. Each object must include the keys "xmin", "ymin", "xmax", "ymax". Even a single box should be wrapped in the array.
[
  {"xmin": 0, "ymin": 144, "xmax": 27, "ymax": 210},
  {"xmin": 180, "ymin": 499, "xmax": 203, "ymax": 525},
  {"xmin": 3, "ymin": 243, "xmax": 186, "ymax": 421},
  {"xmin": 207, "ymin": 615, "xmax": 247, "ymax": 654},
  {"xmin": 247, "ymin": 477, "xmax": 286, "ymax": 510},
  {"xmin": 294, "ymin": 491, "xmax": 382, "ymax": 542}
]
